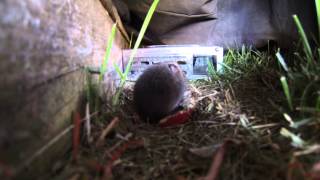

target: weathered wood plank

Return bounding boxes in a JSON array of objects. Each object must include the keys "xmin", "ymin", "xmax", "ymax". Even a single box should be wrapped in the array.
[{"xmin": 0, "ymin": 0, "xmax": 127, "ymax": 178}]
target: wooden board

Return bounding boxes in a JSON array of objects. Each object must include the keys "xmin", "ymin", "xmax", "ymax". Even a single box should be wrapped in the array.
[{"xmin": 0, "ymin": 0, "xmax": 127, "ymax": 178}]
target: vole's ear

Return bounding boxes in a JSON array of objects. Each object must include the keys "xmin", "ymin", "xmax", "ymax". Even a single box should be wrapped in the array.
[
  {"xmin": 168, "ymin": 63, "xmax": 186, "ymax": 78},
  {"xmin": 168, "ymin": 63, "xmax": 180, "ymax": 73}
]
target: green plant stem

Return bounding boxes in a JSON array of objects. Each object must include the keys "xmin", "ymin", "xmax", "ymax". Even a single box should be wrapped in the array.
[
  {"xmin": 99, "ymin": 23, "xmax": 117, "ymax": 82},
  {"xmin": 276, "ymin": 52, "xmax": 288, "ymax": 72},
  {"xmin": 293, "ymin": 15, "xmax": 314, "ymax": 65},
  {"xmin": 316, "ymin": 95, "xmax": 320, "ymax": 111},
  {"xmin": 280, "ymin": 76, "xmax": 294, "ymax": 111},
  {"xmin": 121, "ymin": 0, "xmax": 160, "ymax": 85},
  {"xmin": 316, "ymin": 0, "xmax": 320, "ymax": 43},
  {"xmin": 112, "ymin": 0, "xmax": 160, "ymax": 106}
]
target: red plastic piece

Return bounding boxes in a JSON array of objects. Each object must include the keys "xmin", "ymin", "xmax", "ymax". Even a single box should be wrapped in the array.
[{"xmin": 159, "ymin": 108, "xmax": 193, "ymax": 128}]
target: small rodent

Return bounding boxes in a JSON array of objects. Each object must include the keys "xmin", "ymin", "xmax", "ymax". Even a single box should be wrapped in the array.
[{"xmin": 133, "ymin": 63, "xmax": 186, "ymax": 123}]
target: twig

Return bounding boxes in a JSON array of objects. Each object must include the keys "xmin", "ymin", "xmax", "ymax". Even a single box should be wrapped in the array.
[
  {"xmin": 16, "ymin": 125, "xmax": 74, "ymax": 175},
  {"xmin": 196, "ymin": 92, "xmax": 218, "ymax": 103},
  {"xmin": 96, "ymin": 117, "xmax": 120, "ymax": 147},
  {"xmin": 85, "ymin": 103, "xmax": 92, "ymax": 144},
  {"xmin": 294, "ymin": 144, "xmax": 320, "ymax": 156},
  {"xmin": 190, "ymin": 84, "xmax": 202, "ymax": 95},
  {"xmin": 105, "ymin": 133, "xmax": 133, "ymax": 158},
  {"xmin": 203, "ymin": 140, "xmax": 229, "ymax": 180},
  {"xmin": 197, "ymin": 121, "xmax": 237, "ymax": 125},
  {"xmin": 103, "ymin": 138, "xmax": 144, "ymax": 179},
  {"xmin": 251, "ymin": 123, "xmax": 279, "ymax": 129},
  {"xmin": 15, "ymin": 111, "xmax": 99, "ymax": 175},
  {"xmin": 116, "ymin": 133, "xmax": 132, "ymax": 141}
]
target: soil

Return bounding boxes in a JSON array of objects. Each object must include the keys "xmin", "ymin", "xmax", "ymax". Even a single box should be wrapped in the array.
[{"xmin": 50, "ymin": 72, "xmax": 314, "ymax": 180}]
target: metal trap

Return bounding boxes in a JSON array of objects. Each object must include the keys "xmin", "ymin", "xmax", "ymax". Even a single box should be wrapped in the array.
[{"xmin": 122, "ymin": 45, "xmax": 224, "ymax": 80}]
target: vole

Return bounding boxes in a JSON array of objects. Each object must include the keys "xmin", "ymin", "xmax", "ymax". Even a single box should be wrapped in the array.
[{"xmin": 133, "ymin": 63, "xmax": 186, "ymax": 123}]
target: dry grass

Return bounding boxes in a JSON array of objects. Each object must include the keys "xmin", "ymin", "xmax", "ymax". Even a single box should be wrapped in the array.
[{"xmin": 48, "ymin": 65, "xmax": 316, "ymax": 180}]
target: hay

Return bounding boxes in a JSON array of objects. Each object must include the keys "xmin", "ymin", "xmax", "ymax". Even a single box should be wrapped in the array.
[{"xmin": 50, "ymin": 68, "xmax": 313, "ymax": 180}]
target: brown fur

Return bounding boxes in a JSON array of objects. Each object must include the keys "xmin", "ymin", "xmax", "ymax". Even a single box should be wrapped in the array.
[{"xmin": 133, "ymin": 63, "xmax": 186, "ymax": 123}]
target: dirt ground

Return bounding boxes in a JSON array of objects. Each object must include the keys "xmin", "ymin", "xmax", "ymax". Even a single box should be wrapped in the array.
[{"xmin": 47, "ymin": 67, "xmax": 319, "ymax": 180}]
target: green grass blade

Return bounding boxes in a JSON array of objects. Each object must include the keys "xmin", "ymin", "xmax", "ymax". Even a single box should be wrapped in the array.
[
  {"xmin": 112, "ymin": 87, "xmax": 122, "ymax": 106},
  {"xmin": 291, "ymin": 118, "xmax": 313, "ymax": 129},
  {"xmin": 122, "ymin": 0, "xmax": 160, "ymax": 85},
  {"xmin": 299, "ymin": 81, "xmax": 317, "ymax": 116},
  {"xmin": 114, "ymin": 63, "xmax": 124, "ymax": 80},
  {"xmin": 280, "ymin": 128, "xmax": 306, "ymax": 148},
  {"xmin": 293, "ymin": 14, "xmax": 313, "ymax": 64},
  {"xmin": 218, "ymin": 61, "xmax": 242, "ymax": 74},
  {"xmin": 280, "ymin": 76, "xmax": 293, "ymax": 111},
  {"xmin": 317, "ymin": 95, "xmax": 320, "ymax": 111},
  {"xmin": 276, "ymin": 52, "xmax": 289, "ymax": 71},
  {"xmin": 283, "ymin": 113, "xmax": 295, "ymax": 127},
  {"xmin": 99, "ymin": 23, "xmax": 117, "ymax": 82},
  {"xmin": 112, "ymin": 0, "xmax": 160, "ymax": 106},
  {"xmin": 316, "ymin": 0, "xmax": 320, "ymax": 42},
  {"xmin": 207, "ymin": 59, "xmax": 215, "ymax": 77}
]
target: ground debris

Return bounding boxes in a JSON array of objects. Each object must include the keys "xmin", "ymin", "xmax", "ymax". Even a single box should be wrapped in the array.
[{"xmin": 51, "ymin": 76, "xmax": 307, "ymax": 180}]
